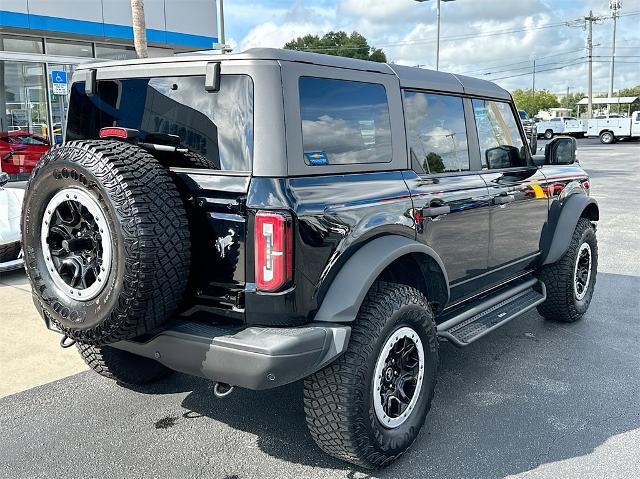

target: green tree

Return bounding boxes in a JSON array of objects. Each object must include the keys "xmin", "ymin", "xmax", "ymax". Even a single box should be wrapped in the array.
[
  {"xmin": 424, "ymin": 152, "xmax": 445, "ymax": 174},
  {"xmin": 616, "ymin": 85, "xmax": 640, "ymax": 97},
  {"xmin": 284, "ymin": 31, "xmax": 386, "ymax": 63},
  {"xmin": 561, "ymin": 92, "xmax": 586, "ymax": 116},
  {"xmin": 512, "ymin": 89, "xmax": 559, "ymax": 117}
]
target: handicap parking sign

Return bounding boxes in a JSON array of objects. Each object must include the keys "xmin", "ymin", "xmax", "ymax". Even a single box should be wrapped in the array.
[{"xmin": 51, "ymin": 70, "xmax": 68, "ymax": 95}]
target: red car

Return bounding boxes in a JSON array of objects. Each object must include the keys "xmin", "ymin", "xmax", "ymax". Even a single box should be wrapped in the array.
[{"xmin": 0, "ymin": 131, "xmax": 51, "ymax": 176}]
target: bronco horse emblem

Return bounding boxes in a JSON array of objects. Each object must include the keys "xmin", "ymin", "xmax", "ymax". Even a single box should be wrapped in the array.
[{"xmin": 215, "ymin": 229, "xmax": 235, "ymax": 258}]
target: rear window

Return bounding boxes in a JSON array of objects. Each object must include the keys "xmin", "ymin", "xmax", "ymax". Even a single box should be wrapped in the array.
[
  {"xmin": 299, "ymin": 77, "xmax": 392, "ymax": 166},
  {"xmin": 66, "ymin": 75, "xmax": 253, "ymax": 172}
]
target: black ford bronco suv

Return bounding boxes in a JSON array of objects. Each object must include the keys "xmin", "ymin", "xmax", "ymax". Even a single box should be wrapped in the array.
[{"xmin": 22, "ymin": 49, "xmax": 599, "ymax": 468}]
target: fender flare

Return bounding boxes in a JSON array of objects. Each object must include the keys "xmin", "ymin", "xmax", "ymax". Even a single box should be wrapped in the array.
[
  {"xmin": 541, "ymin": 194, "xmax": 599, "ymax": 265},
  {"xmin": 313, "ymin": 235, "xmax": 449, "ymax": 323}
]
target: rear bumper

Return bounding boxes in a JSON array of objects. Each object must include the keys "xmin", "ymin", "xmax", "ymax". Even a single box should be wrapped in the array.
[{"xmin": 112, "ymin": 321, "xmax": 351, "ymax": 390}]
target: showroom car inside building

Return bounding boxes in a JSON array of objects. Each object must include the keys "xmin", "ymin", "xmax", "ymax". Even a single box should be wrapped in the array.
[{"xmin": 0, "ymin": 0, "xmax": 219, "ymax": 181}]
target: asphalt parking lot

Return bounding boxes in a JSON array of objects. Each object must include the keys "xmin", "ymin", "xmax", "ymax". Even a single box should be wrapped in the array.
[{"xmin": 1, "ymin": 138, "xmax": 638, "ymax": 479}]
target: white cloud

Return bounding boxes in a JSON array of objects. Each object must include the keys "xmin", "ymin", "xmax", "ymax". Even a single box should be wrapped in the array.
[
  {"xmin": 239, "ymin": 20, "xmax": 333, "ymax": 51},
  {"xmin": 228, "ymin": 0, "xmax": 640, "ymax": 94}
]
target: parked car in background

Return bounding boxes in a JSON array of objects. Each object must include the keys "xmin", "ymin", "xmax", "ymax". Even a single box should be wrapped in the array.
[
  {"xmin": 518, "ymin": 110, "xmax": 538, "ymax": 153},
  {"xmin": 587, "ymin": 111, "xmax": 640, "ymax": 144},
  {"xmin": 0, "ymin": 131, "xmax": 51, "ymax": 180},
  {"xmin": 536, "ymin": 117, "xmax": 586, "ymax": 139},
  {"xmin": 0, "ymin": 172, "xmax": 24, "ymax": 272}
]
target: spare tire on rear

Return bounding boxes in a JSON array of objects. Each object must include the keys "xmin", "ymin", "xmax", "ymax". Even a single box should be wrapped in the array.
[{"xmin": 22, "ymin": 140, "xmax": 190, "ymax": 344}]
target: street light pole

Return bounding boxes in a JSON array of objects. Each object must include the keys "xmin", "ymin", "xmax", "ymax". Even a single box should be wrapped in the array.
[
  {"xmin": 219, "ymin": 0, "xmax": 226, "ymax": 47},
  {"xmin": 435, "ymin": 0, "xmax": 441, "ymax": 71},
  {"xmin": 415, "ymin": 0, "xmax": 455, "ymax": 71}
]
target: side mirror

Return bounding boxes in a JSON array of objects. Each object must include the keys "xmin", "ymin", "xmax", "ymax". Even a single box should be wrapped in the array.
[
  {"xmin": 544, "ymin": 136, "xmax": 576, "ymax": 165},
  {"xmin": 0, "ymin": 172, "xmax": 9, "ymax": 187},
  {"xmin": 485, "ymin": 145, "xmax": 520, "ymax": 169}
]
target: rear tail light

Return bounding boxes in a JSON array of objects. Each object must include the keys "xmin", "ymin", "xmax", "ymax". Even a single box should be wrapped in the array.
[{"xmin": 255, "ymin": 211, "xmax": 292, "ymax": 292}]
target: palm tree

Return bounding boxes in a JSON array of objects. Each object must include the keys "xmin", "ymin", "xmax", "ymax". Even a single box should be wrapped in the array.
[{"xmin": 130, "ymin": 0, "xmax": 148, "ymax": 58}]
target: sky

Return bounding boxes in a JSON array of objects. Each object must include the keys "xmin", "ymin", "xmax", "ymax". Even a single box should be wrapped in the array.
[{"xmin": 222, "ymin": 0, "xmax": 640, "ymax": 95}]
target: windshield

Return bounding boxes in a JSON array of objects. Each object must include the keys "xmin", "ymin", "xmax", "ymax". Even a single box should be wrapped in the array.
[
  {"xmin": 11, "ymin": 134, "xmax": 49, "ymax": 146},
  {"xmin": 66, "ymin": 75, "xmax": 254, "ymax": 172},
  {"xmin": 518, "ymin": 110, "xmax": 528, "ymax": 120}
]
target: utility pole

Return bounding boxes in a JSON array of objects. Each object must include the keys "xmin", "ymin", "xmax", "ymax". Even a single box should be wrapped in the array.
[
  {"xmin": 532, "ymin": 59, "xmax": 536, "ymax": 94},
  {"xmin": 586, "ymin": 10, "xmax": 596, "ymax": 119},
  {"xmin": 608, "ymin": 0, "xmax": 622, "ymax": 104}
]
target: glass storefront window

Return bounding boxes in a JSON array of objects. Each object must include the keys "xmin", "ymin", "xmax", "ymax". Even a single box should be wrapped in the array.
[
  {"xmin": 45, "ymin": 39, "xmax": 93, "ymax": 57},
  {"xmin": 0, "ymin": 34, "xmax": 44, "ymax": 54},
  {"xmin": 0, "ymin": 61, "xmax": 51, "ymax": 180},
  {"xmin": 95, "ymin": 44, "xmax": 137, "ymax": 61}
]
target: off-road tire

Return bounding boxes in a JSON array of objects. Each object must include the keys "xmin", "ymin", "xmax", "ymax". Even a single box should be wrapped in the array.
[
  {"xmin": 537, "ymin": 218, "xmax": 597, "ymax": 322},
  {"xmin": 0, "ymin": 241, "xmax": 21, "ymax": 263},
  {"xmin": 304, "ymin": 282, "xmax": 438, "ymax": 469},
  {"xmin": 77, "ymin": 343, "xmax": 172, "ymax": 385},
  {"xmin": 22, "ymin": 140, "xmax": 190, "ymax": 344}
]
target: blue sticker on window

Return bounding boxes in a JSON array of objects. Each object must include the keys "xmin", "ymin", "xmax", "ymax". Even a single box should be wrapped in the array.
[{"xmin": 304, "ymin": 151, "xmax": 329, "ymax": 166}]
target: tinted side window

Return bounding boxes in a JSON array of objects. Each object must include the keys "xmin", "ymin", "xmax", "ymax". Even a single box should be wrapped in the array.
[
  {"xmin": 299, "ymin": 77, "xmax": 392, "ymax": 165},
  {"xmin": 404, "ymin": 91, "xmax": 470, "ymax": 174},
  {"xmin": 472, "ymin": 99, "xmax": 529, "ymax": 169}
]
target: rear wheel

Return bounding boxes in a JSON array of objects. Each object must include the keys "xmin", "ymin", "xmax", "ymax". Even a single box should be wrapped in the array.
[
  {"xmin": 544, "ymin": 129, "xmax": 554, "ymax": 140},
  {"xmin": 77, "ymin": 343, "xmax": 172, "ymax": 385},
  {"xmin": 599, "ymin": 131, "xmax": 614, "ymax": 144},
  {"xmin": 304, "ymin": 282, "xmax": 438, "ymax": 468},
  {"xmin": 537, "ymin": 218, "xmax": 597, "ymax": 322}
]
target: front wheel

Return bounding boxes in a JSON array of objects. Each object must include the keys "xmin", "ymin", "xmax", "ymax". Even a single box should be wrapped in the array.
[
  {"xmin": 544, "ymin": 129, "xmax": 554, "ymax": 140},
  {"xmin": 537, "ymin": 218, "xmax": 597, "ymax": 322},
  {"xmin": 303, "ymin": 282, "xmax": 438, "ymax": 468}
]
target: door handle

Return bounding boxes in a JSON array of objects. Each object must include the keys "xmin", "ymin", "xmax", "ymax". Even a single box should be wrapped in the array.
[
  {"xmin": 494, "ymin": 194, "xmax": 515, "ymax": 205},
  {"xmin": 422, "ymin": 205, "xmax": 451, "ymax": 217}
]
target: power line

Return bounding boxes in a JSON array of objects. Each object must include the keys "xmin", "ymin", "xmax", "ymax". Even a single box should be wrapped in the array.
[
  {"xmin": 292, "ymin": 13, "xmax": 637, "ymax": 53},
  {"xmin": 489, "ymin": 59, "xmax": 587, "ymax": 81},
  {"xmin": 454, "ymin": 48, "xmax": 586, "ymax": 76}
]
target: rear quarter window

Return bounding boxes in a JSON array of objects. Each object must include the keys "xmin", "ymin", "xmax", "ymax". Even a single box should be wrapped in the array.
[{"xmin": 298, "ymin": 77, "xmax": 392, "ymax": 166}]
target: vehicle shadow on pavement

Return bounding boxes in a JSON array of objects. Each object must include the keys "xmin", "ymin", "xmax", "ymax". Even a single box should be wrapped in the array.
[
  {"xmin": 173, "ymin": 272, "xmax": 640, "ymax": 478},
  {"xmin": 180, "ymin": 379, "xmax": 355, "ymax": 471}
]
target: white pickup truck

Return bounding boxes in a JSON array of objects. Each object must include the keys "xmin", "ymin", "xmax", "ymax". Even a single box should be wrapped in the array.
[
  {"xmin": 536, "ymin": 117, "xmax": 587, "ymax": 139},
  {"xmin": 586, "ymin": 111, "xmax": 640, "ymax": 144}
]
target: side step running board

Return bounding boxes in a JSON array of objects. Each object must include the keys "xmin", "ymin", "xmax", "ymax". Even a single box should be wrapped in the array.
[{"xmin": 437, "ymin": 278, "xmax": 546, "ymax": 347}]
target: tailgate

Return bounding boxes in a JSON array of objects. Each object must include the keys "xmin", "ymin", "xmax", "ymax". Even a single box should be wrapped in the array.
[{"xmin": 172, "ymin": 171, "xmax": 249, "ymax": 322}]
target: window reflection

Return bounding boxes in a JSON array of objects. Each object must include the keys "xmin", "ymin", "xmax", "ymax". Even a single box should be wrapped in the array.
[
  {"xmin": 66, "ymin": 75, "xmax": 254, "ymax": 172},
  {"xmin": 299, "ymin": 77, "xmax": 392, "ymax": 165},
  {"xmin": 473, "ymin": 99, "xmax": 529, "ymax": 169},
  {"xmin": 404, "ymin": 92, "xmax": 470, "ymax": 174}
]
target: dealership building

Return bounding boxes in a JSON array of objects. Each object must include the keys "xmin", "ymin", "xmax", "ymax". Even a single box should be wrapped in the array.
[{"xmin": 0, "ymin": 0, "xmax": 218, "ymax": 147}]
